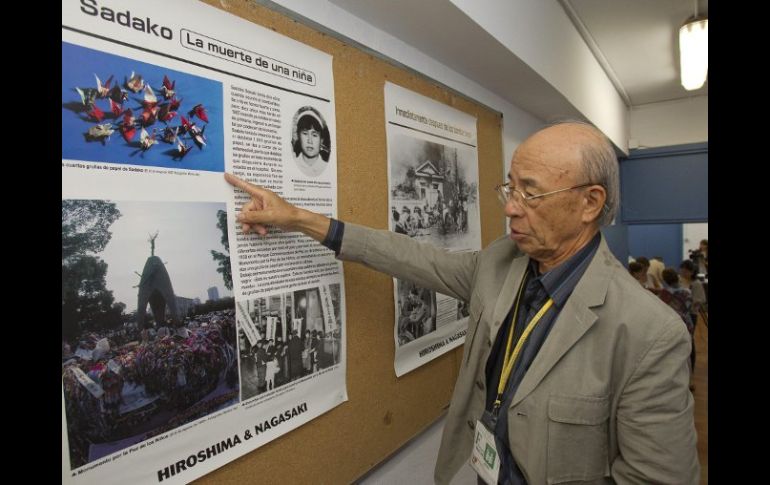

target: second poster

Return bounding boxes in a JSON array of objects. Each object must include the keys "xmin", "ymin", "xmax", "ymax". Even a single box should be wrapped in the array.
[{"xmin": 384, "ymin": 82, "xmax": 481, "ymax": 376}]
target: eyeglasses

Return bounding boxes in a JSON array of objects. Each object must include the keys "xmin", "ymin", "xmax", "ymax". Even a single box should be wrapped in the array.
[{"xmin": 494, "ymin": 182, "xmax": 596, "ymax": 208}]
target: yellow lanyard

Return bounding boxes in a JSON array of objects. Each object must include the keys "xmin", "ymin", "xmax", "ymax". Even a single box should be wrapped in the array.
[{"xmin": 493, "ymin": 271, "xmax": 554, "ymax": 411}]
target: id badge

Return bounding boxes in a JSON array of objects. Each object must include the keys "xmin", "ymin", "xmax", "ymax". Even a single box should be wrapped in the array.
[{"xmin": 470, "ymin": 419, "xmax": 500, "ymax": 485}]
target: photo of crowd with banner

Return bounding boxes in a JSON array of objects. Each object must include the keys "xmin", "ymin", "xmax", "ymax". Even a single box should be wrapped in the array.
[{"xmin": 237, "ymin": 284, "xmax": 342, "ymax": 400}]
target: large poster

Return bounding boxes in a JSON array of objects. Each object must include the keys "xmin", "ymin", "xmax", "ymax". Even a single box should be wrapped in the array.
[
  {"xmin": 384, "ymin": 82, "xmax": 481, "ymax": 377},
  {"xmin": 61, "ymin": 2, "xmax": 346, "ymax": 483}
]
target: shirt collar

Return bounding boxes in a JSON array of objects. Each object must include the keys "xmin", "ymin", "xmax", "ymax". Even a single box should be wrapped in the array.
[{"xmin": 527, "ymin": 232, "xmax": 601, "ymax": 309}]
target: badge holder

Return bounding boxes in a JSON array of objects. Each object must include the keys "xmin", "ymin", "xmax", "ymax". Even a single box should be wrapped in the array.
[{"xmin": 470, "ymin": 411, "xmax": 500, "ymax": 485}]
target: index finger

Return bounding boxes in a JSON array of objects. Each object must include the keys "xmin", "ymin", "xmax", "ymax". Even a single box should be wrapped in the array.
[{"xmin": 224, "ymin": 172, "xmax": 266, "ymax": 197}]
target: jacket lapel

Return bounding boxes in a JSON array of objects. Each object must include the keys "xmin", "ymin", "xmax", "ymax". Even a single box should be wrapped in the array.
[
  {"xmin": 487, "ymin": 253, "xmax": 530, "ymax": 347},
  {"xmin": 510, "ymin": 237, "xmax": 615, "ymax": 408}
]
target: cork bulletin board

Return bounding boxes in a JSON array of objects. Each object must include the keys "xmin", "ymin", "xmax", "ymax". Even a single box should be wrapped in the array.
[{"xmin": 197, "ymin": 1, "xmax": 503, "ymax": 482}]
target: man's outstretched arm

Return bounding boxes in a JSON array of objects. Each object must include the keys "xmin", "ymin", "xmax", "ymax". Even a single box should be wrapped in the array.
[{"xmin": 224, "ymin": 173, "xmax": 478, "ymax": 302}]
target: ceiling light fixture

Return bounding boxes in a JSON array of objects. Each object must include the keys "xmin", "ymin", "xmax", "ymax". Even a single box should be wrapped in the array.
[{"xmin": 679, "ymin": 1, "xmax": 708, "ymax": 90}]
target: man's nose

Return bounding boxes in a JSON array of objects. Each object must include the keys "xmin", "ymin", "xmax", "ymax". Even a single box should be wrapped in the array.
[{"xmin": 504, "ymin": 196, "xmax": 525, "ymax": 218}]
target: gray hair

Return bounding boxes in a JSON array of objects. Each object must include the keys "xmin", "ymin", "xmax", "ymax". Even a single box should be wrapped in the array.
[{"xmin": 547, "ymin": 120, "xmax": 620, "ymax": 226}]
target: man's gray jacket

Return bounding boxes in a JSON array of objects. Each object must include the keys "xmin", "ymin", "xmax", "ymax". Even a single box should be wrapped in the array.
[{"xmin": 339, "ymin": 223, "xmax": 699, "ymax": 484}]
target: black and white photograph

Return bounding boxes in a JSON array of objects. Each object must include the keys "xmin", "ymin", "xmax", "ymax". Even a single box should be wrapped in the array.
[
  {"xmin": 388, "ymin": 134, "xmax": 481, "ymax": 250},
  {"xmin": 290, "ymin": 105, "xmax": 332, "ymax": 178},
  {"xmin": 61, "ymin": 199, "xmax": 237, "ymax": 469},
  {"xmin": 238, "ymin": 283, "xmax": 342, "ymax": 400},
  {"xmin": 395, "ymin": 280, "xmax": 438, "ymax": 346}
]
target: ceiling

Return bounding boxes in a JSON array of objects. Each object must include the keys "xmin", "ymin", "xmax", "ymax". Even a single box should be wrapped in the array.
[
  {"xmin": 326, "ymin": 0, "xmax": 708, "ymax": 111},
  {"xmin": 565, "ymin": 0, "xmax": 708, "ymax": 106}
]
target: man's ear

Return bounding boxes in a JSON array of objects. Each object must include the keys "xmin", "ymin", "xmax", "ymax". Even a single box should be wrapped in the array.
[{"xmin": 582, "ymin": 185, "xmax": 607, "ymax": 223}]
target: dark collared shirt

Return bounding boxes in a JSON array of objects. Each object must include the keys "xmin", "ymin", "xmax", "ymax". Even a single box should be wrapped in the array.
[{"xmin": 484, "ymin": 232, "xmax": 601, "ymax": 485}]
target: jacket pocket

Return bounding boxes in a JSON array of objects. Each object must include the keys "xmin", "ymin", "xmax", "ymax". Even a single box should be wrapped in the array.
[{"xmin": 546, "ymin": 394, "xmax": 610, "ymax": 484}]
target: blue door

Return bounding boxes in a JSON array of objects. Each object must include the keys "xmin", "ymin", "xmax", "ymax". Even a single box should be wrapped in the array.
[{"xmin": 627, "ymin": 224, "xmax": 683, "ymax": 269}]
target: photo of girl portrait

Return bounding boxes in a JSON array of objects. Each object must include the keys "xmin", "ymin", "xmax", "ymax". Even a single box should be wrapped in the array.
[{"xmin": 290, "ymin": 106, "xmax": 331, "ymax": 178}]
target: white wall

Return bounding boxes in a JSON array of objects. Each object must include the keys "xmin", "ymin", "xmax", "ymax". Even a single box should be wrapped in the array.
[
  {"xmin": 449, "ymin": 0, "xmax": 628, "ymax": 153},
  {"xmin": 629, "ymin": 95, "xmax": 708, "ymax": 148},
  {"xmin": 359, "ymin": 415, "xmax": 477, "ymax": 485},
  {"xmin": 682, "ymin": 223, "xmax": 708, "ymax": 264},
  {"xmin": 267, "ymin": 0, "xmax": 543, "ymax": 177}
]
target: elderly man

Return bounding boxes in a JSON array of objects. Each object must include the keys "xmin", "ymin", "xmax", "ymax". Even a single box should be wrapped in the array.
[{"xmin": 225, "ymin": 121, "xmax": 698, "ymax": 484}]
